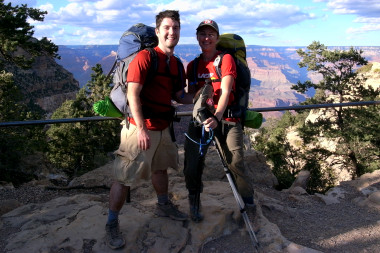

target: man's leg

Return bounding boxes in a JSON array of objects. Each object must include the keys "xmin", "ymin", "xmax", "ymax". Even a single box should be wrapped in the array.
[
  {"xmin": 184, "ymin": 123, "xmax": 206, "ymax": 222},
  {"xmin": 153, "ymin": 170, "xmax": 188, "ymax": 221},
  {"xmin": 109, "ymin": 181, "xmax": 128, "ymax": 212},
  {"xmin": 223, "ymin": 123, "xmax": 254, "ymax": 200},
  {"xmin": 151, "ymin": 169, "xmax": 168, "ymax": 197},
  {"xmin": 224, "ymin": 124, "xmax": 256, "ymax": 219},
  {"xmin": 106, "ymin": 181, "xmax": 127, "ymax": 250}
]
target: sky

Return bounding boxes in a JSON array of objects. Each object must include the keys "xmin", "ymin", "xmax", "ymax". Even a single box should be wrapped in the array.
[{"xmin": 5, "ymin": 0, "xmax": 380, "ymax": 46}]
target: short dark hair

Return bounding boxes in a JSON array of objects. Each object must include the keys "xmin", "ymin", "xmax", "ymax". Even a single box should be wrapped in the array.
[{"xmin": 156, "ymin": 10, "xmax": 180, "ymax": 29}]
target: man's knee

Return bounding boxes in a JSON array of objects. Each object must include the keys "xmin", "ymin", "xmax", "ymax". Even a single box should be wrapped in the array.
[{"xmin": 111, "ymin": 181, "xmax": 128, "ymax": 192}]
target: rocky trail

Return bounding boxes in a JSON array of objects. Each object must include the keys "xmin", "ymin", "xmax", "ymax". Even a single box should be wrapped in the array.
[{"xmin": 1, "ymin": 147, "xmax": 380, "ymax": 253}]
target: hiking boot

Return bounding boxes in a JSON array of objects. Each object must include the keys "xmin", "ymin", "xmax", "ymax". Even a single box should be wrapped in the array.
[
  {"xmin": 189, "ymin": 194, "xmax": 204, "ymax": 223},
  {"xmin": 105, "ymin": 219, "xmax": 125, "ymax": 250},
  {"xmin": 154, "ymin": 200, "xmax": 188, "ymax": 221}
]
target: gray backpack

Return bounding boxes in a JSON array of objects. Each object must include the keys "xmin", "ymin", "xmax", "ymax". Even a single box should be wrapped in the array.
[{"xmin": 108, "ymin": 23, "xmax": 158, "ymax": 116}]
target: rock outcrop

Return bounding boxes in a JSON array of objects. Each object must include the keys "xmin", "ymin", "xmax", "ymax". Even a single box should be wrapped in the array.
[
  {"xmin": 4, "ymin": 49, "xmax": 79, "ymax": 114},
  {"xmin": 1, "ymin": 147, "xmax": 318, "ymax": 253},
  {"xmin": 283, "ymin": 62, "xmax": 380, "ymax": 185},
  {"xmin": 1, "ymin": 146, "xmax": 380, "ymax": 252}
]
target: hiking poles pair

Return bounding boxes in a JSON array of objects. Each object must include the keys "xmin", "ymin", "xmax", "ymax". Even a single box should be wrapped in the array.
[{"xmin": 212, "ymin": 138, "xmax": 260, "ymax": 250}]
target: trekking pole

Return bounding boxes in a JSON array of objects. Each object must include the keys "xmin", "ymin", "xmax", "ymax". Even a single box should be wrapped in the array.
[{"xmin": 212, "ymin": 139, "xmax": 260, "ymax": 250}]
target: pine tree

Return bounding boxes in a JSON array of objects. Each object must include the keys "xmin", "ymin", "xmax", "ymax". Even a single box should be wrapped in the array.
[
  {"xmin": 293, "ymin": 41, "xmax": 380, "ymax": 179},
  {"xmin": 0, "ymin": 1, "xmax": 58, "ymax": 184},
  {"xmin": 0, "ymin": 0, "xmax": 59, "ymax": 69},
  {"xmin": 46, "ymin": 64, "xmax": 120, "ymax": 178}
]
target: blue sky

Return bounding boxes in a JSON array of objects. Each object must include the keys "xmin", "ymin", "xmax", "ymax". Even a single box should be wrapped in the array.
[{"xmin": 6, "ymin": 0, "xmax": 380, "ymax": 46}]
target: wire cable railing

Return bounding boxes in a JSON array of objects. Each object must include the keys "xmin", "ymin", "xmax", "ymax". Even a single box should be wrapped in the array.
[{"xmin": 0, "ymin": 101, "xmax": 379, "ymax": 127}]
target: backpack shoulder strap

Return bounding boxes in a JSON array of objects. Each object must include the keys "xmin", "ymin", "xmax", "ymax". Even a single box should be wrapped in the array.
[
  {"xmin": 189, "ymin": 55, "xmax": 201, "ymax": 86},
  {"xmin": 145, "ymin": 47, "xmax": 158, "ymax": 75},
  {"xmin": 143, "ymin": 47, "xmax": 158, "ymax": 85},
  {"xmin": 212, "ymin": 53, "xmax": 225, "ymax": 82},
  {"xmin": 106, "ymin": 59, "xmax": 118, "ymax": 81},
  {"xmin": 174, "ymin": 54, "xmax": 185, "ymax": 98}
]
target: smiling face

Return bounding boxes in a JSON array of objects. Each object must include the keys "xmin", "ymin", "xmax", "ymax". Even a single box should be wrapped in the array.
[
  {"xmin": 156, "ymin": 17, "xmax": 180, "ymax": 51},
  {"xmin": 196, "ymin": 27, "xmax": 219, "ymax": 53}
]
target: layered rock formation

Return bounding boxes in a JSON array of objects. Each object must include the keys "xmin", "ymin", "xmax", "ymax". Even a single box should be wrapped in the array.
[
  {"xmin": 55, "ymin": 45, "xmax": 380, "ymax": 119},
  {"xmin": 4, "ymin": 50, "xmax": 79, "ymax": 114}
]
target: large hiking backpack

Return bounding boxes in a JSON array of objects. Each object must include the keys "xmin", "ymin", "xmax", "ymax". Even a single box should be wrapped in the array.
[
  {"xmin": 110, "ymin": 23, "xmax": 158, "ymax": 116},
  {"xmin": 190, "ymin": 33, "xmax": 262, "ymax": 128},
  {"xmin": 93, "ymin": 23, "xmax": 185, "ymax": 119},
  {"xmin": 216, "ymin": 34, "xmax": 262, "ymax": 128},
  {"xmin": 93, "ymin": 23, "xmax": 158, "ymax": 117},
  {"xmin": 215, "ymin": 33, "xmax": 251, "ymax": 121}
]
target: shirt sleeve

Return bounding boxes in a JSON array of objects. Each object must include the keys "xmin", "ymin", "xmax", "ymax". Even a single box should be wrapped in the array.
[
  {"xmin": 126, "ymin": 49, "xmax": 152, "ymax": 85},
  {"xmin": 221, "ymin": 54, "xmax": 237, "ymax": 79}
]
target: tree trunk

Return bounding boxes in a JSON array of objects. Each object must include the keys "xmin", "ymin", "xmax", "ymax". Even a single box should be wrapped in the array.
[{"xmin": 348, "ymin": 149, "xmax": 361, "ymax": 179}]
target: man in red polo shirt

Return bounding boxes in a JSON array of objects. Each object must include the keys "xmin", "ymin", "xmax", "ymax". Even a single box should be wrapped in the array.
[
  {"xmin": 184, "ymin": 20, "xmax": 254, "ymax": 223},
  {"xmin": 105, "ymin": 10, "xmax": 193, "ymax": 250}
]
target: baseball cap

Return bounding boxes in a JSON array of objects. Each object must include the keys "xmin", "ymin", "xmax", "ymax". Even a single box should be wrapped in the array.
[{"xmin": 196, "ymin": 19, "xmax": 219, "ymax": 34}]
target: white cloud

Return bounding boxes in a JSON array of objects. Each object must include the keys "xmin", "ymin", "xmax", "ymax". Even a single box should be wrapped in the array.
[
  {"xmin": 327, "ymin": 0, "xmax": 380, "ymax": 18},
  {"xmin": 347, "ymin": 23, "xmax": 380, "ymax": 34},
  {"xmin": 95, "ymin": 9, "xmax": 122, "ymax": 23},
  {"xmin": 39, "ymin": 3, "xmax": 54, "ymax": 12},
  {"xmin": 72, "ymin": 30, "xmax": 83, "ymax": 36},
  {"xmin": 94, "ymin": 0, "xmax": 137, "ymax": 10},
  {"xmin": 326, "ymin": 0, "xmax": 380, "ymax": 34},
  {"xmin": 27, "ymin": 0, "xmax": 322, "ymax": 45},
  {"xmin": 63, "ymin": 3, "xmax": 85, "ymax": 16},
  {"xmin": 257, "ymin": 32, "xmax": 273, "ymax": 38},
  {"xmin": 354, "ymin": 17, "xmax": 380, "ymax": 23},
  {"xmin": 34, "ymin": 23, "xmax": 57, "ymax": 30}
]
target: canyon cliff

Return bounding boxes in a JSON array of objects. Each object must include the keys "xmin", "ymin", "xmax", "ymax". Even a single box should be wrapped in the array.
[
  {"xmin": 4, "ymin": 51, "xmax": 79, "ymax": 114},
  {"xmin": 56, "ymin": 45, "xmax": 380, "ymax": 119}
]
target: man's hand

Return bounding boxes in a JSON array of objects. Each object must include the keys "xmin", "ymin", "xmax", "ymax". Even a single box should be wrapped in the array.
[
  {"xmin": 203, "ymin": 116, "xmax": 218, "ymax": 132},
  {"xmin": 137, "ymin": 127, "xmax": 150, "ymax": 150}
]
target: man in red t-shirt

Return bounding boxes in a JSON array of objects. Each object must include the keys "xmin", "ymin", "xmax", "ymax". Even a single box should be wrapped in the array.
[
  {"xmin": 105, "ymin": 10, "xmax": 193, "ymax": 250},
  {"xmin": 184, "ymin": 20, "xmax": 254, "ymax": 223}
]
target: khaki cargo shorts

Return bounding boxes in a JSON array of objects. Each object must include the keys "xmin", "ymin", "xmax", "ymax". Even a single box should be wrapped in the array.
[{"xmin": 113, "ymin": 122, "xmax": 179, "ymax": 186}]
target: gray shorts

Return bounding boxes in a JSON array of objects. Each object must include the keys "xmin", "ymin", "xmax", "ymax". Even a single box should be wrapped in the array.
[{"xmin": 113, "ymin": 122, "xmax": 179, "ymax": 186}]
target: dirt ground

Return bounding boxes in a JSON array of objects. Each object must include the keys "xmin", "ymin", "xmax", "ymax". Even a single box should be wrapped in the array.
[{"xmin": 202, "ymin": 182, "xmax": 380, "ymax": 253}]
